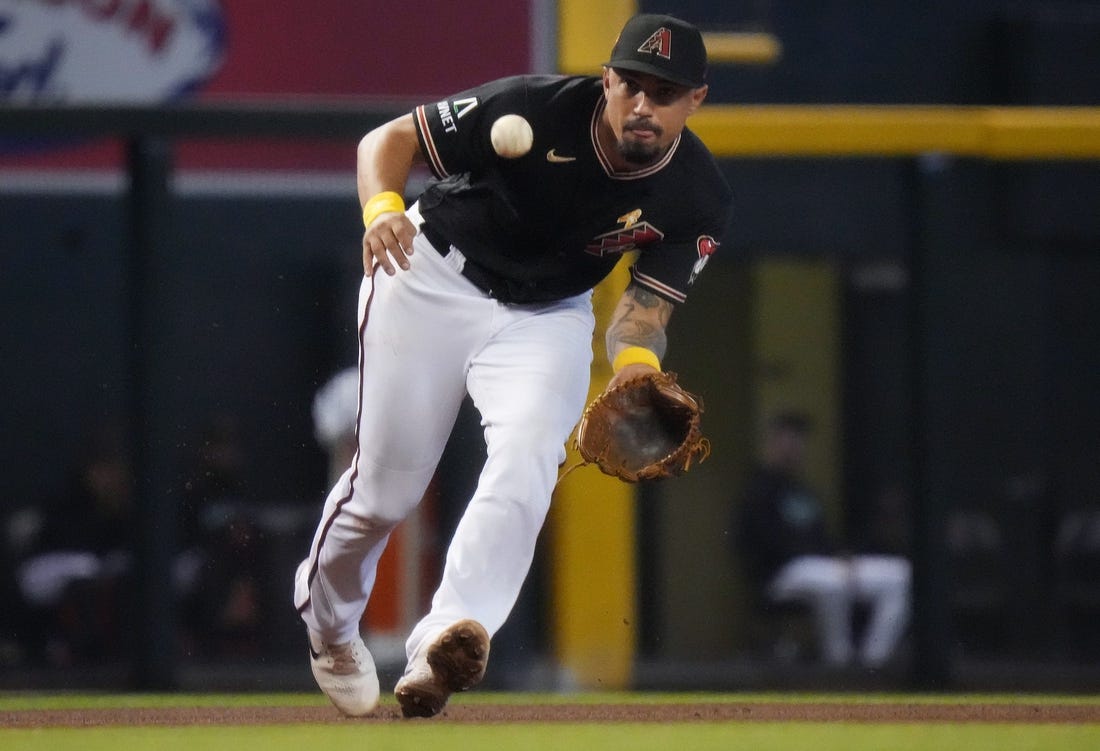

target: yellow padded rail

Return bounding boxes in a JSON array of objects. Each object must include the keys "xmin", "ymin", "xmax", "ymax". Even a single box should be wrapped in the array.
[
  {"xmin": 689, "ymin": 105, "xmax": 1100, "ymax": 159},
  {"xmin": 703, "ymin": 32, "xmax": 782, "ymax": 66}
]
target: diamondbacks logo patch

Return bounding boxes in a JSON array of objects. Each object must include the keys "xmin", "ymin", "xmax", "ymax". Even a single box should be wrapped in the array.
[
  {"xmin": 637, "ymin": 27, "xmax": 672, "ymax": 60},
  {"xmin": 688, "ymin": 235, "xmax": 719, "ymax": 284}
]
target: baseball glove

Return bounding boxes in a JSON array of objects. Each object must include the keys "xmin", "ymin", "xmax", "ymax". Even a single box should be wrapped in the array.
[{"xmin": 573, "ymin": 371, "xmax": 709, "ymax": 482}]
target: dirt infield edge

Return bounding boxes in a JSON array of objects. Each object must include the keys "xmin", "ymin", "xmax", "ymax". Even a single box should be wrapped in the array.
[{"xmin": 4, "ymin": 701, "xmax": 1100, "ymax": 728}]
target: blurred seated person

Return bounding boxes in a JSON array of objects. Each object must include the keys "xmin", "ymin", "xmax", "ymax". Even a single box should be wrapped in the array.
[
  {"xmin": 736, "ymin": 411, "xmax": 911, "ymax": 668},
  {"xmin": 312, "ymin": 367, "xmax": 360, "ymax": 487},
  {"xmin": 15, "ymin": 427, "xmax": 135, "ymax": 665},
  {"xmin": 176, "ymin": 414, "xmax": 264, "ymax": 658}
]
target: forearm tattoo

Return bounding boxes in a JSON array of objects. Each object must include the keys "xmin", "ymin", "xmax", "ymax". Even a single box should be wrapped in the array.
[{"xmin": 606, "ymin": 284, "xmax": 673, "ymax": 360}]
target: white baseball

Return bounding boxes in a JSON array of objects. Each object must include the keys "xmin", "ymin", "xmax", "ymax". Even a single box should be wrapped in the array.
[{"xmin": 490, "ymin": 114, "xmax": 534, "ymax": 159}]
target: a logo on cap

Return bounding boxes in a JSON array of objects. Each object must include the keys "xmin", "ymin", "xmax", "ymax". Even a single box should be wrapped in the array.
[{"xmin": 636, "ymin": 27, "xmax": 672, "ymax": 60}]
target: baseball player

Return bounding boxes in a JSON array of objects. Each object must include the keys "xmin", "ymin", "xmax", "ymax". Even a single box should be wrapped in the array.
[{"xmin": 294, "ymin": 13, "xmax": 734, "ymax": 717}]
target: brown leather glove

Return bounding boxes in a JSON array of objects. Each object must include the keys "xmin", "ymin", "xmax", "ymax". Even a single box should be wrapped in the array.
[{"xmin": 574, "ymin": 371, "xmax": 709, "ymax": 482}]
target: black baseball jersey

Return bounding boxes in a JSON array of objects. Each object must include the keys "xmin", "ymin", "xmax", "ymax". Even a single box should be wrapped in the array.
[{"xmin": 412, "ymin": 74, "xmax": 733, "ymax": 304}]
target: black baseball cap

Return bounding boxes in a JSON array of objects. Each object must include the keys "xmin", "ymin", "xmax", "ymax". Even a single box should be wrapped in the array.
[{"xmin": 605, "ymin": 14, "xmax": 707, "ymax": 88}]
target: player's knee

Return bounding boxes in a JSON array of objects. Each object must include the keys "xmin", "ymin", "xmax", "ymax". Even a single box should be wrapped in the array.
[
  {"xmin": 334, "ymin": 508, "xmax": 403, "ymax": 536},
  {"xmin": 497, "ymin": 414, "xmax": 568, "ymax": 458}
]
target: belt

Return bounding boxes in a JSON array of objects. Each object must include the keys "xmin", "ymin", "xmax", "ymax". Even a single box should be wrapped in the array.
[{"xmin": 422, "ymin": 224, "xmax": 502, "ymax": 299}]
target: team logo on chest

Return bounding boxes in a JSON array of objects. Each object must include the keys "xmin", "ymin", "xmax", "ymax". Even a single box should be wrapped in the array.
[{"xmin": 585, "ymin": 209, "xmax": 664, "ymax": 257}]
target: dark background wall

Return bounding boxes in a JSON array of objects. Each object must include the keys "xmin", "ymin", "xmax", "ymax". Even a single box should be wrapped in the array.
[
  {"xmin": 666, "ymin": 0, "xmax": 1100, "ymax": 105},
  {"xmin": 1, "ymin": 190, "xmax": 362, "ymax": 508},
  {"xmin": 637, "ymin": 0, "xmax": 1100, "ymax": 667}
]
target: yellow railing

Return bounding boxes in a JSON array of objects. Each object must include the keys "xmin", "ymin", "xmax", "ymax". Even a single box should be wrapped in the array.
[{"xmin": 691, "ymin": 105, "xmax": 1100, "ymax": 159}]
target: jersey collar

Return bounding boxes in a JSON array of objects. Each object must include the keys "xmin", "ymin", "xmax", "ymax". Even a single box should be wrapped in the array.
[{"xmin": 590, "ymin": 98, "xmax": 681, "ymax": 179}]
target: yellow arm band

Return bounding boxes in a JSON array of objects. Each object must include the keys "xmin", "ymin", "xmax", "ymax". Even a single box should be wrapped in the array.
[
  {"xmin": 362, "ymin": 191, "xmax": 406, "ymax": 228},
  {"xmin": 612, "ymin": 346, "xmax": 662, "ymax": 373}
]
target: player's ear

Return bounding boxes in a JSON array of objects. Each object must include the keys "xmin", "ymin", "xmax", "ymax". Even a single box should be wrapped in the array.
[
  {"xmin": 687, "ymin": 84, "xmax": 708, "ymax": 114},
  {"xmin": 601, "ymin": 66, "xmax": 613, "ymax": 93}
]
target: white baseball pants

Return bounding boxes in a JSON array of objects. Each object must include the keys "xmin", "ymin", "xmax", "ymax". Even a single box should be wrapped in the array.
[
  {"xmin": 768, "ymin": 554, "xmax": 912, "ymax": 667},
  {"xmin": 294, "ymin": 203, "xmax": 595, "ymax": 664}
]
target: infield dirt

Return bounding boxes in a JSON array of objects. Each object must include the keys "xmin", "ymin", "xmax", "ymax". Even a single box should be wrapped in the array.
[{"xmin": 3, "ymin": 701, "xmax": 1099, "ymax": 727}]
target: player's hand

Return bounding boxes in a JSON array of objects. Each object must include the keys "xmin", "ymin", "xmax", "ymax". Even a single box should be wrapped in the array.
[
  {"xmin": 363, "ymin": 211, "xmax": 417, "ymax": 276},
  {"xmin": 607, "ymin": 361, "xmax": 659, "ymax": 391}
]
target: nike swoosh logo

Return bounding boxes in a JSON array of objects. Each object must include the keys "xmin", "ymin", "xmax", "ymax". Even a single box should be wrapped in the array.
[{"xmin": 546, "ymin": 149, "xmax": 576, "ymax": 163}]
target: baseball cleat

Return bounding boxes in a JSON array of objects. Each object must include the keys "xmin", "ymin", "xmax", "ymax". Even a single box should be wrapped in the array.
[
  {"xmin": 394, "ymin": 619, "xmax": 490, "ymax": 718},
  {"xmin": 308, "ymin": 630, "xmax": 380, "ymax": 717}
]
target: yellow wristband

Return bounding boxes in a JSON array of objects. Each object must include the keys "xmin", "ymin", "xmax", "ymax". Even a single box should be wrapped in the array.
[
  {"xmin": 362, "ymin": 191, "xmax": 406, "ymax": 228},
  {"xmin": 612, "ymin": 346, "xmax": 661, "ymax": 373}
]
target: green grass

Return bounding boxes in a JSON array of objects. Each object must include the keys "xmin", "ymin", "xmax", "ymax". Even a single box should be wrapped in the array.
[
  {"xmin": 4, "ymin": 721, "xmax": 1100, "ymax": 751},
  {"xmin": 2, "ymin": 692, "xmax": 1099, "ymax": 751}
]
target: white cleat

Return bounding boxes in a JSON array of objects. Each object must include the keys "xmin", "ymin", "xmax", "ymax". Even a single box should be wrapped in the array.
[{"xmin": 308, "ymin": 630, "xmax": 380, "ymax": 717}]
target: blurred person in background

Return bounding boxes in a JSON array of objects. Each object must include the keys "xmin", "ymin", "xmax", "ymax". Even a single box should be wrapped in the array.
[
  {"xmin": 312, "ymin": 367, "xmax": 361, "ymax": 488},
  {"xmin": 13, "ymin": 425, "xmax": 135, "ymax": 666},
  {"xmin": 736, "ymin": 410, "xmax": 911, "ymax": 668},
  {"xmin": 176, "ymin": 414, "xmax": 264, "ymax": 659}
]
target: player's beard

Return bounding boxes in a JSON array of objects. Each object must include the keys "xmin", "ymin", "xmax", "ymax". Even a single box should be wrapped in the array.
[{"xmin": 618, "ymin": 119, "xmax": 665, "ymax": 165}]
